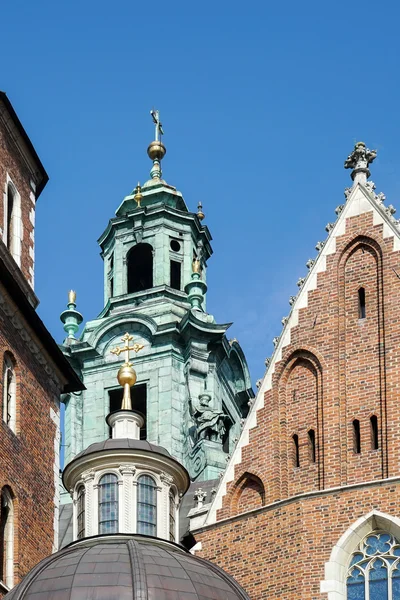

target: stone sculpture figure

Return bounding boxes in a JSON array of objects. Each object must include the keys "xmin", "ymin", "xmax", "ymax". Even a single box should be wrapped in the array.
[{"xmin": 189, "ymin": 393, "xmax": 227, "ymax": 442}]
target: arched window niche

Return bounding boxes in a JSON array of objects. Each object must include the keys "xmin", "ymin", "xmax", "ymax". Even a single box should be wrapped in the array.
[
  {"xmin": 321, "ymin": 510, "xmax": 400, "ymax": 600},
  {"xmin": 4, "ymin": 180, "xmax": 22, "ymax": 267},
  {"xmin": 127, "ymin": 243, "xmax": 153, "ymax": 293},
  {"xmin": 2, "ymin": 353, "xmax": 16, "ymax": 433},
  {"xmin": 0, "ymin": 487, "xmax": 14, "ymax": 589},
  {"xmin": 137, "ymin": 475, "xmax": 157, "ymax": 536}
]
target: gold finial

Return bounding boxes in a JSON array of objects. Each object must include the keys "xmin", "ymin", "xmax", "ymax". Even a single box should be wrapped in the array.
[
  {"xmin": 192, "ymin": 257, "xmax": 201, "ymax": 274},
  {"xmin": 197, "ymin": 202, "xmax": 205, "ymax": 221},
  {"xmin": 134, "ymin": 182, "xmax": 143, "ymax": 207},
  {"xmin": 68, "ymin": 290, "xmax": 76, "ymax": 304},
  {"xmin": 110, "ymin": 333, "xmax": 144, "ymax": 410}
]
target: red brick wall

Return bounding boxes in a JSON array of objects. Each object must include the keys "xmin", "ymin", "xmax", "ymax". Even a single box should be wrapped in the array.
[
  {"xmin": 196, "ymin": 481, "xmax": 400, "ymax": 600},
  {"xmin": 195, "ymin": 207, "xmax": 400, "ymax": 598},
  {"xmin": 0, "ymin": 284, "xmax": 60, "ymax": 593},
  {"xmin": 0, "ymin": 119, "xmax": 35, "ymax": 284}
]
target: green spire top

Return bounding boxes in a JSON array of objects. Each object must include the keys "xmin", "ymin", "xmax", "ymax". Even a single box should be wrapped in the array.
[{"xmin": 60, "ymin": 290, "xmax": 83, "ymax": 342}]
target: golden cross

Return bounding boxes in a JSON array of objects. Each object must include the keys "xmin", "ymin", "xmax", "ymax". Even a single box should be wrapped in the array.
[{"xmin": 110, "ymin": 333, "xmax": 144, "ymax": 364}]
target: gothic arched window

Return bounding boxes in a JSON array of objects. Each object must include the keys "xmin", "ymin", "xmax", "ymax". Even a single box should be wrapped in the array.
[
  {"xmin": 0, "ymin": 487, "xmax": 14, "ymax": 589},
  {"xmin": 76, "ymin": 485, "xmax": 85, "ymax": 540},
  {"xmin": 98, "ymin": 474, "xmax": 118, "ymax": 534},
  {"xmin": 347, "ymin": 531, "xmax": 400, "ymax": 599},
  {"xmin": 137, "ymin": 475, "xmax": 157, "ymax": 536},
  {"xmin": 169, "ymin": 490, "xmax": 176, "ymax": 542},
  {"xmin": 2, "ymin": 353, "xmax": 16, "ymax": 433},
  {"xmin": 127, "ymin": 244, "xmax": 153, "ymax": 293}
]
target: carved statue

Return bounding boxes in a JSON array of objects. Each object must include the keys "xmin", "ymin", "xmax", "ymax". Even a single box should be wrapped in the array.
[{"xmin": 189, "ymin": 393, "xmax": 227, "ymax": 442}]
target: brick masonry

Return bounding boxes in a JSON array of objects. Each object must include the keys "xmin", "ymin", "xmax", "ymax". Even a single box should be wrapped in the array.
[
  {"xmin": 0, "ymin": 117, "xmax": 36, "ymax": 286},
  {"xmin": 193, "ymin": 186, "xmax": 400, "ymax": 598},
  {"xmin": 0, "ymin": 96, "xmax": 78, "ymax": 596},
  {"xmin": 0, "ymin": 292, "xmax": 61, "ymax": 592}
]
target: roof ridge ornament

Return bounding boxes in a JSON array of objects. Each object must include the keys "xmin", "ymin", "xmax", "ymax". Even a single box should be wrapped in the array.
[
  {"xmin": 147, "ymin": 109, "xmax": 166, "ymax": 181},
  {"xmin": 344, "ymin": 141, "xmax": 377, "ymax": 186}
]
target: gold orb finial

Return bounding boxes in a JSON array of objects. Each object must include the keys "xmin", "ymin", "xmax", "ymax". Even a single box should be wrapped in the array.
[
  {"xmin": 197, "ymin": 202, "xmax": 205, "ymax": 221},
  {"xmin": 147, "ymin": 140, "xmax": 166, "ymax": 161},
  {"xmin": 110, "ymin": 333, "xmax": 144, "ymax": 411}
]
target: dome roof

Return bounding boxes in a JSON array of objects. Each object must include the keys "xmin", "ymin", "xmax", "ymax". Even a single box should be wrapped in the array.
[
  {"xmin": 73, "ymin": 437, "xmax": 171, "ymax": 460},
  {"xmin": 5, "ymin": 535, "xmax": 250, "ymax": 600}
]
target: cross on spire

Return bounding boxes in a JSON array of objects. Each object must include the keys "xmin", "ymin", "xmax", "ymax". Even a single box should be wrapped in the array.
[
  {"xmin": 110, "ymin": 333, "xmax": 144, "ymax": 364},
  {"xmin": 150, "ymin": 109, "xmax": 164, "ymax": 142}
]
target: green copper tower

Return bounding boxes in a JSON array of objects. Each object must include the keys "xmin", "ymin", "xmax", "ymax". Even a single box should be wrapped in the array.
[{"xmin": 61, "ymin": 111, "xmax": 253, "ymax": 491}]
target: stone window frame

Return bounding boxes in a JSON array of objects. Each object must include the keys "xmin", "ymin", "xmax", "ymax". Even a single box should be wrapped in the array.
[
  {"xmin": 0, "ymin": 487, "xmax": 14, "ymax": 590},
  {"xmin": 76, "ymin": 485, "xmax": 85, "ymax": 540},
  {"xmin": 3, "ymin": 175, "xmax": 22, "ymax": 267},
  {"xmin": 321, "ymin": 510, "xmax": 400, "ymax": 599},
  {"xmin": 2, "ymin": 352, "xmax": 17, "ymax": 433},
  {"xmin": 169, "ymin": 486, "xmax": 178, "ymax": 542}
]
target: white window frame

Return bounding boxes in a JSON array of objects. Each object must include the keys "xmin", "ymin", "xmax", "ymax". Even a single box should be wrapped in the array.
[
  {"xmin": 321, "ymin": 510, "xmax": 400, "ymax": 599},
  {"xmin": 1, "ymin": 488, "xmax": 14, "ymax": 589},
  {"xmin": 3, "ymin": 176, "xmax": 22, "ymax": 267},
  {"xmin": 2, "ymin": 354, "xmax": 16, "ymax": 433}
]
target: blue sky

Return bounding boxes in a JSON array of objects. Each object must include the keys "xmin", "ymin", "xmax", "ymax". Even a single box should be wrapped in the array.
[{"xmin": 2, "ymin": 0, "xmax": 400, "ymax": 382}]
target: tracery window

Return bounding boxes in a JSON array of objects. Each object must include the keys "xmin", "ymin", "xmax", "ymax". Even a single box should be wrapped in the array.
[
  {"xmin": 2, "ymin": 353, "xmax": 16, "ymax": 433},
  {"xmin": 137, "ymin": 475, "xmax": 157, "ymax": 536},
  {"xmin": 76, "ymin": 485, "xmax": 85, "ymax": 540},
  {"xmin": 169, "ymin": 491, "xmax": 176, "ymax": 542},
  {"xmin": 98, "ymin": 474, "xmax": 118, "ymax": 534},
  {"xmin": 347, "ymin": 531, "xmax": 400, "ymax": 599}
]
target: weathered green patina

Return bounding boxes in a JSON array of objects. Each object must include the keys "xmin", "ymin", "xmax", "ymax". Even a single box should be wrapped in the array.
[{"xmin": 61, "ymin": 121, "xmax": 253, "ymax": 497}]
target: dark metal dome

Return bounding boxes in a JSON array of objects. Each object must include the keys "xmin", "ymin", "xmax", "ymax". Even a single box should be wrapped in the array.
[
  {"xmin": 5, "ymin": 535, "xmax": 250, "ymax": 600},
  {"xmin": 73, "ymin": 437, "xmax": 172, "ymax": 459}
]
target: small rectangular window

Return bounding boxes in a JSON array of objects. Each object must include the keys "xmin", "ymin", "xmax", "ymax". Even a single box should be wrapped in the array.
[
  {"xmin": 292, "ymin": 434, "xmax": 300, "ymax": 468},
  {"xmin": 353, "ymin": 419, "xmax": 361, "ymax": 454},
  {"xmin": 308, "ymin": 429, "xmax": 316, "ymax": 463},
  {"xmin": 170, "ymin": 260, "xmax": 181, "ymax": 290},
  {"xmin": 370, "ymin": 415, "xmax": 379, "ymax": 450},
  {"xmin": 358, "ymin": 288, "xmax": 366, "ymax": 319}
]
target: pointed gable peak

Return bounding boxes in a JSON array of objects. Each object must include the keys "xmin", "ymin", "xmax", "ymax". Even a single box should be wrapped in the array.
[{"xmin": 202, "ymin": 142, "xmax": 400, "ymax": 526}]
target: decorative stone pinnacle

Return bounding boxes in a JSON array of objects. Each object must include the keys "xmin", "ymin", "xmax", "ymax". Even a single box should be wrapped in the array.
[
  {"xmin": 194, "ymin": 488, "xmax": 207, "ymax": 508},
  {"xmin": 344, "ymin": 141, "xmax": 377, "ymax": 185}
]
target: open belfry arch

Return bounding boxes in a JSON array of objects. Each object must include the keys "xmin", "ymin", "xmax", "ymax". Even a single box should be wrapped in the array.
[
  {"xmin": 60, "ymin": 110, "xmax": 254, "ymax": 528},
  {"xmin": 190, "ymin": 143, "xmax": 400, "ymax": 599}
]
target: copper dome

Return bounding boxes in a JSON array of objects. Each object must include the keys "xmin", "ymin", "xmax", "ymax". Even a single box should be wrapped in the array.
[{"xmin": 5, "ymin": 534, "xmax": 250, "ymax": 600}]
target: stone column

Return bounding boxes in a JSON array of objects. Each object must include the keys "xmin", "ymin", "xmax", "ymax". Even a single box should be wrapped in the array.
[
  {"xmin": 119, "ymin": 465, "xmax": 136, "ymax": 533},
  {"xmin": 82, "ymin": 469, "xmax": 96, "ymax": 538},
  {"xmin": 159, "ymin": 473, "xmax": 173, "ymax": 539}
]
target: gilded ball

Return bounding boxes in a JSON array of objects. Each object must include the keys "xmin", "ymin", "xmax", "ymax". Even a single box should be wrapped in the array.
[
  {"xmin": 117, "ymin": 364, "xmax": 137, "ymax": 387},
  {"xmin": 147, "ymin": 141, "xmax": 166, "ymax": 161}
]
